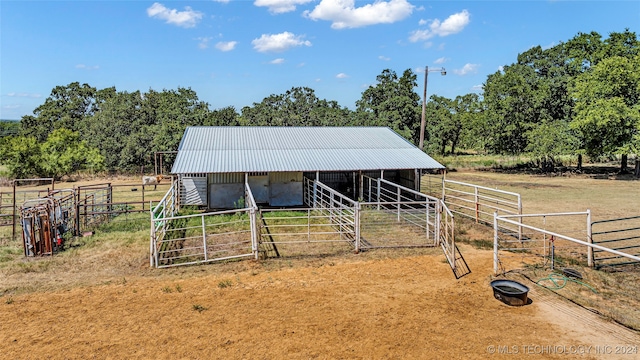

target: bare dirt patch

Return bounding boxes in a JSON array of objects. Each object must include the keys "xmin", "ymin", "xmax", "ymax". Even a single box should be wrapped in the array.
[{"xmin": 1, "ymin": 244, "xmax": 638, "ymax": 359}]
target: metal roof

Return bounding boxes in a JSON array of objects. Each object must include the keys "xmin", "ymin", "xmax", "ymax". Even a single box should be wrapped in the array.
[{"xmin": 171, "ymin": 126, "xmax": 444, "ymax": 173}]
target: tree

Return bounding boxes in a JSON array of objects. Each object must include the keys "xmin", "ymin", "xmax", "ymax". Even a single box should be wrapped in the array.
[
  {"xmin": 525, "ymin": 120, "xmax": 579, "ymax": 170},
  {"xmin": 356, "ymin": 69, "xmax": 421, "ymax": 143},
  {"xmin": 39, "ymin": 128, "xmax": 104, "ymax": 179},
  {"xmin": 570, "ymin": 55, "xmax": 640, "ymax": 172},
  {"xmin": 0, "ymin": 135, "xmax": 42, "ymax": 178},
  {"xmin": 21, "ymin": 82, "xmax": 98, "ymax": 141},
  {"xmin": 240, "ymin": 87, "xmax": 351, "ymax": 127},
  {"xmin": 0, "ymin": 129, "xmax": 104, "ymax": 179}
]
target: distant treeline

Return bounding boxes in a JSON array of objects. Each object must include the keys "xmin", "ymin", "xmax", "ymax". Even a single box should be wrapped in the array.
[{"xmin": 1, "ymin": 29, "xmax": 638, "ymax": 179}]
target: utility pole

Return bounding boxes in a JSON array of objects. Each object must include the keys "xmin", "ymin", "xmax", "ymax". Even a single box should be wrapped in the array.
[{"xmin": 418, "ymin": 66, "xmax": 446, "ymax": 151}]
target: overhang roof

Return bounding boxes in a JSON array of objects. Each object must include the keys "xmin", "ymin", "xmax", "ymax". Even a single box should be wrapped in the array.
[{"xmin": 171, "ymin": 126, "xmax": 444, "ymax": 174}]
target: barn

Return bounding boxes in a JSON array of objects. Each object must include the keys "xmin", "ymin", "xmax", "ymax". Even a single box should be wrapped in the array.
[{"xmin": 171, "ymin": 126, "xmax": 444, "ymax": 209}]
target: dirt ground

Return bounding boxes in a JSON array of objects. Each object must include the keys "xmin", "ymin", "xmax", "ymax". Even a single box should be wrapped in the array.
[{"xmin": 1, "ymin": 243, "xmax": 638, "ymax": 360}]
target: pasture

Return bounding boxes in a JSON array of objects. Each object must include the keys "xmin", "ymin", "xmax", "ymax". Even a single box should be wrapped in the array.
[{"xmin": 0, "ymin": 171, "xmax": 638, "ymax": 359}]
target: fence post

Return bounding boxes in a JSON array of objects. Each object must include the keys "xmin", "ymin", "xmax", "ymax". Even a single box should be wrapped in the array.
[
  {"xmin": 376, "ymin": 178, "xmax": 381, "ymax": 211},
  {"xmin": 150, "ymin": 208, "xmax": 155, "ymax": 268},
  {"xmin": 12, "ymin": 181, "xmax": 16, "ymax": 241},
  {"xmin": 202, "ymin": 215, "xmax": 208, "ymax": 262},
  {"xmin": 355, "ymin": 203, "xmax": 360, "ymax": 253},
  {"xmin": 435, "ymin": 201, "xmax": 442, "ymax": 245},
  {"xmin": 493, "ymin": 211, "xmax": 499, "ymax": 275},
  {"xmin": 425, "ymin": 199, "xmax": 430, "ymax": 241},
  {"xmin": 474, "ymin": 186, "xmax": 479, "ymax": 223},
  {"xmin": 517, "ymin": 194, "xmax": 523, "ymax": 242},
  {"xmin": 397, "ymin": 187, "xmax": 401, "ymax": 222},
  {"xmin": 587, "ymin": 209, "xmax": 593, "ymax": 267},
  {"xmin": 250, "ymin": 208, "xmax": 258, "ymax": 260}
]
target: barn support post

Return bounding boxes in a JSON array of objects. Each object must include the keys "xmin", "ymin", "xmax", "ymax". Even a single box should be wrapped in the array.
[
  {"xmin": 587, "ymin": 209, "xmax": 593, "ymax": 267},
  {"xmin": 493, "ymin": 211, "xmax": 499, "ymax": 275},
  {"xmin": 250, "ymin": 207, "xmax": 258, "ymax": 260},
  {"xmin": 358, "ymin": 171, "xmax": 363, "ymax": 201}
]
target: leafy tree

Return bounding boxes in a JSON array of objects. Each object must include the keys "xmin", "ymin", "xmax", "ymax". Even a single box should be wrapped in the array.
[
  {"xmin": 525, "ymin": 119, "xmax": 579, "ymax": 170},
  {"xmin": 21, "ymin": 82, "xmax": 98, "ymax": 141},
  {"xmin": 570, "ymin": 55, "xmax": 640, "ymax": 171},
  {"xmin": 205, "ymin": 106, "xmax": 240, "ymax": 126},
  {"xmin": 0, "ymin": 135, "xmax": 42, "ymax": 178},
  {"xmin": 0, "ymin": 129, "xmax": 103, "ymax": 179},
  {"xmin": 39, "ymin": 128, "xmax": 104, "ymax": 179},
  {"xmin": 356, "ymin": 69, "xmax": 421, "ymax": 143},
  {"xmin": 240, "ymin": 87, "xmax": 351, "ymax": 127}
]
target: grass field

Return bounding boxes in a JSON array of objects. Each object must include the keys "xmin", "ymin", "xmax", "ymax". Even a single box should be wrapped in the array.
[{"xmin": 0, "ymin": 170, "xmax": 638, "ymax": 359}]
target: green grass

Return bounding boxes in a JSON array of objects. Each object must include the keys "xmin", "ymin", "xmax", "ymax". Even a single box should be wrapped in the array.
[{"xmin": 434, "ymin": 154, "xmax": 531, "ymax": 170}]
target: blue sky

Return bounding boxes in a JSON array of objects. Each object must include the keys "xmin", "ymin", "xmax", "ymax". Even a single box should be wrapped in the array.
[{"xmin": 1, "ymin": 0, "xmax": 638, "ymax": 120}]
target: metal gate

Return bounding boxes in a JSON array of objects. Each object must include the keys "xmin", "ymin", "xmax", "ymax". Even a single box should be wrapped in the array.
[{"xmin": 591, "ymin": 215, "xmax": 640, "ymax": 268}]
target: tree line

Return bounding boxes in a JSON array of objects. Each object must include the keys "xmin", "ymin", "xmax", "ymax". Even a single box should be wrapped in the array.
[{"xmin": 1, "ymin": 29, "xmax": 638, "ymax": 179}]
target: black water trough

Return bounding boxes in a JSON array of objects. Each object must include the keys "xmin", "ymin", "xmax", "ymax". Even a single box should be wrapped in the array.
[{"xmin": 490, "ymin": 279, "xmax": 530, "ymax": 306}]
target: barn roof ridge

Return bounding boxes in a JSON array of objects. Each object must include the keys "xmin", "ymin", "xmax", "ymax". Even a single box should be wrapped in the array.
[{"xmin": 172, "ymin": 126, "xmax": 444, "ymax": 173}]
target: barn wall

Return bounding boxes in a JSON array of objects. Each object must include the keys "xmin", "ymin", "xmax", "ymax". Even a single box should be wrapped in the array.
[
  {"xmin": 248, "ymin": 172, "xmax": 269, "ymax": 203},
  {"xmin": 208, "ymin": 173, "xmax": 244, "ymax": 209},
  {"xmin": 269, "ymin": 172, "xmax": 303, "ymax": 206},
  {"xmin": 179, "ymin": 173, "xmax": 207, "ymax": 206}
]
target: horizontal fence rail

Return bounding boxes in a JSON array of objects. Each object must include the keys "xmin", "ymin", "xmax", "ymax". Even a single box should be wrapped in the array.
[
  {"xmin": 591, "ymin": 215, "xmax": 640, "ymax": 268},
  {"xmin": 150, "ymin": 176, "xmax": 465, "ymax": 278},
  {"xmin": 444, "ymin": 179, "xmax": 522, "ymax": 240},
  {"xmin": 494, "ymin": 211, "xmax": 640, "ymax": 275}
]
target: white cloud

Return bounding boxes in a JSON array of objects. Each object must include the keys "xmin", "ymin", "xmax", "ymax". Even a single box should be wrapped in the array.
[
  {"xmin": 378, "ymin": 55, "xmax": 391, "ymax": 61},
  {"xmin": 434, "ymin": 57, "xmax": 447, "ymax": 64},
  {"xmin": 215, "ymin": 41, "xmax": 238, "ymax": 51},
  {"xmin": 304, "ymin": 0, "xmax": 414, "ymax": 29},
  {"xmin": 471, "ymin": 84, "xmax": 483, "ymax": 91},
  {"xmin": 213, "ymin": 0, "xmax": 231, "ymax": 3},
  {"xmin": 6, "ymin": 92, "xmax": 41, "ymax": 98},
  {"xmin": 453, "ymin": 63, "xmax": 479, "ymax": 75},
  {"xmin": 252, "ymin": 32, "xmax": 311, "ymax": 52},
  {"xmin": 255, "ymin": 0, "xmax": 313, "ymax": 14},
  {"xmin": 409, "ymin": 10, "xmax": 470, "ymax": 42},
  {"xmin": 75, "ymin": 64, "xmax": 100, "ymax": 70},
  {"xmin": 147, "ymin": 3, "xmax": 203, "ymax": 28},
  {"xmin": 418, "ymin": 19, "xmax": 427, "ymax": 26},
  {"xmin": 498, "ymin": 65, "xmax": 504, "ymax": 72},
  {"xmin": 2, "ymin": 104, "xmax": 20, "ymax": 109},
  {"xmin": 270, "ymin": 58, "xmax": 285, "ymax": 64},
  {"xmin": 198, "ymin": 37, "xmax": 213, "ymax": 49},
  {"xmin": 336, "ymin": 73, "xmax": 349, "ymax": 79}
]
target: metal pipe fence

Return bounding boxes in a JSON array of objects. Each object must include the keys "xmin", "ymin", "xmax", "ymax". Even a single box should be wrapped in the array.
[
  {"xmin": 493, "ymin": 211, "xmax": 640, "ymax": 275},
  {"xmin": 591, "ymin": 215, "xmax": 640, "ymax": 268},
  {"xmin": 443, "ymin": 179, "xmax": 522, "ymax": 240},
  {"xmin": 150, "ymin": 176, "xmax": 463, "ymax": 277}
]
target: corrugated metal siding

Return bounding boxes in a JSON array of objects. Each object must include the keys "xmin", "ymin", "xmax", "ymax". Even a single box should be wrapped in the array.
[
  {"xmin": 208, "ymin": 173, "xmax": 243, "ymax": 184},
  {"xmin": 180, "ymin": 175, "xmax": 207, "ymax": 206},
  {"xmin": 269, "ymin": 172, "xmax": 303, "ymax": 183},
  {"xmin": 172, "ymin": 127, "xmax": 444, "ymax": 174}
]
